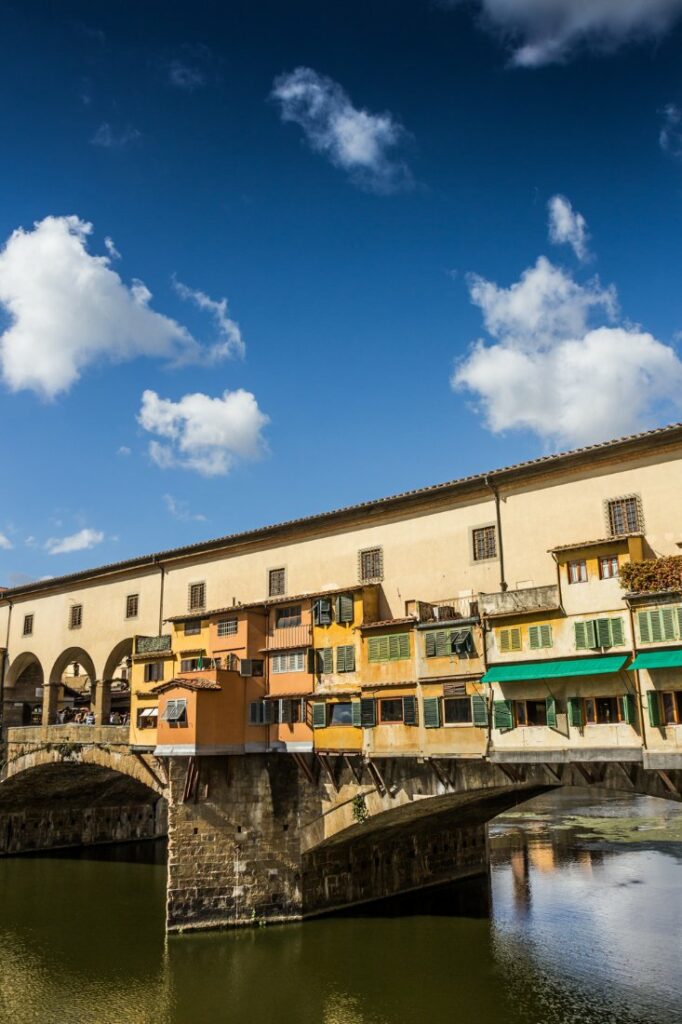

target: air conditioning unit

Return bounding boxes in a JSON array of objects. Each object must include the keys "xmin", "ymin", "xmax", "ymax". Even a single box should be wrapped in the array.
[
  {"xmin": 435, "ymin": 605, "xmax": 456, "ymax": 621},
  {"xmin": 239, "ymin": 659, "xmax": 253, "ymax": 677}
]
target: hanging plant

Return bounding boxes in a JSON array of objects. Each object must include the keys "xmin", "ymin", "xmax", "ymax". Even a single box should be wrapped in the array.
[
  {"xmin": 620, "ymin": 556, "xmax": 682, "ymax": 594},
  {"xmin": 351, "ymin": 793, "xmax": 369, "ymax": 824}
]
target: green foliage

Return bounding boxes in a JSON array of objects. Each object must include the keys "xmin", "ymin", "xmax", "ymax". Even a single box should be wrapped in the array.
[
  {"xmin": 351, "ymin": 793, "xmax": 369, "ymax": 825},
  {"xmin": 620, "ymin": 556, "xmax": 682, "ymax": 594}
]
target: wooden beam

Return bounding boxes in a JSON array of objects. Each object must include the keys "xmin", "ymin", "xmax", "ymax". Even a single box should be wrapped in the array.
[
  {"xmin": 343, "ymin": 753, "xmax": 363, "ymax": 785},
  {"xmin": 366, "ymin": 758, "xmax": 388, "ymax": 796},
  {"xmin": 292, "ymin": 752, "xmax": 316, "ymax": 785},
  {"xmin": 612, "ymin": 761, "xmax": 635, "ymax": 789},
  {"xmin": 543, "ymin": 762, "xmax": 562, "ymax": 784},
  {"xmin": 427, "ymin": 757, "xmax": 451, "ymax": 790},
  {"xmin": 656, "ymin": 769, "xmax": 680, "ymax": 796},
  {"xmin": 571, "ymin": 762, "xmax": 594, "ymax": 786},
  {"xmin": 316, "ymin": 753, "xmax": 339, "ymax": 793}
]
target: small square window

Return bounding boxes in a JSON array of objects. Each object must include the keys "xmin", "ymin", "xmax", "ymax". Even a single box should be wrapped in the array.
[
  {"xmin": 443, "ymin": 697, "xmax": 472, "ymax": 725},
  {"xmin": 126, "ymin": 594, "xmax": 139, "ymax": 619},
  {"xmin": 359, "ymin": 547, "xmax": 383, "ymax": 582},
  {"xmin": 379, "ymin": 698, "xmax": 404, "ymax": 723},
  {"xmin": 22, "ymin": 614, "xmax": 34, "ymax": 637},
  {"xmin": 567, "ymin": 559, "xmax": 588, "ymax": 584},
  {"xmin": 599, "ymin": 555, "xmax": 619, "ymax": 580},
  {"xmin": 268, "ymin": 568, "xmax": 286, "ymax": 597},
  {"xmin": 472, "ymin": 526, "xmax": 496, "ymax": 562},
  {"xmin": 184, "ymin": 621, "xmax": 201, "ymax": 636},
  {"xmin": 329, "ymin": 702, "xmax": 353, "ymax": 726},
  {"xmin": 144, "ymin": 661, "xmax": 164, "ymax": 683},
  {"xmin": 69, "ymin": 604, "xmax": 83, "ymax": 630},
  {"xmin": 188, "ymin": 582, "xmax": 206, "ymax": 612}
]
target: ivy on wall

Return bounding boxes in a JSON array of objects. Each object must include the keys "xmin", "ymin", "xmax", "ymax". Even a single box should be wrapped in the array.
[{"xmin": 620, "ymin": 556, "xmax": 682, "ymax": 593}]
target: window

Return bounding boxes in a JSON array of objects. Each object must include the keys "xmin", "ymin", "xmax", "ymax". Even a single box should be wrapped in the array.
[
  {"xmin": 515, "ymin": 699, "xmax": 548, "ymax": 727},
  {"xmin": 313, "ymin": 598, "xmax": 332, "ymax": 626},
  {"xmin": 498, "ymin": 627, "xmax": 522, "ymax": 654},
  {"xmin": 472, "ymin": 525, "xmax": 496, "ymax": 562},
  {"xmin": 188, "ymin": 582, "xmax": 206, "ymax": 612},
  {"xmin": 329, "ymin": 702, "xmax": 354, "ymax": 726},
  {"xmin": 271, "ymin": 650, "xmax": 305, "ymax": 674},
  {"xmin": 425, "ymin": 628, "xmax": 474, "ymax": 658},
  {"xmin": 637, "ymin": 607, "xmax": 681, "ymax": 644},
  {"xmin": 316, "ymin": 647, "xmax": 333, "ymax": 674},
  {"xmin": 443, "ymin": 697, "xmax": 473, "ymax": 725},
  {"xmin": 217, "ymin": 618, "xmax": 238, "ymax": 637},
  {"xmin": 22, "ymin": 614, "xmax": 33, "ymax": 637},
  {"xmin": 144, "ymin": 661, "xmax": 164, "ymax": 683},
  {"xmin": 367, "ymin": 633, "xmax": 410, "ymax": 662},
  {"xmin": 241, "ymin": 658, "xmax": 264, "ymax": 677},
  {"xmin": 184, "ymin": 620, "xmax": 201, "ymax": 636},
  {"xmin": 599, "ymin": 555, "xmax": 619, "ymax": 580},
  {"xmin": 248, "ymin": 700, "xmax": 266, "ymax": 725},
  {"xmin": 379, "ymin": 698, "xmax": 405, "ymax": 723},
  {"xmin": 276, "ymin": 605, "xmax": 301, "ymax": 628},
  {"xmin": 336, "ymin": 644, "xmax": 356, "ymax": 672},
  {"xmin": 137, "ymin": 707, "xmax": 158, "ymax": 729},
  {"xmin": 126, "ymin": 594, "xmax": 139, "ymax": 619},
  {"xmin": 585, "ymin": 696, "xmax": 620, "ymax": 725},
  {"xmin": 661, "ymin": 691, "xmax": 682, "ymax": 725},
  {"xmin": 269, "ymin": 568, "xmax": 286, "ymax": 597},
  {"xmin": 69, "ymin": 604, "xmax": 82, "ymax": 630},
  {"xmin": 607, "ymin": 495, "xmax": 642, "ymax": 536},
  {"xmin": 335, "ymin": 593, "xmax": 354, "ymax": 624},
  {"xmin": 528, "ymin": 624, "xmax": 553, "ymax": 650},
  {"xmin": 161, "ymin": 699, "xmax": 187, "ymax": 727},
  {"xmin": 575, "ymin": 617, "xmax": 625, "ymax": 650},
  {"xmin": 567, "ymin": 559, "xmax": 587, "ymax": 584},
  {"xmin": 359, "ymin": 547, "xmax": 383, "ymax": 582}
]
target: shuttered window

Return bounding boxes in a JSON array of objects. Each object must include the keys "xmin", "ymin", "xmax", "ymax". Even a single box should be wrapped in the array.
[
  {"xmin": 621, "ymin": 693, "xmax": 637, "ymax": 725},
  {"xmin": 248, "ymin": 701, "xmax": 266, "ymax": 725},
  {"xmin": 638, "ymin": 608, "xmax": 679, "ymax": 644},
  {"xmin": 546, "ymin": 696, "xmax": 557, "ymax": 729},
  {"xmin": 336, "ymin": 645, "xmax": 356, "ymax": 672},
  {"xmin": 575, "ymin": 617, "xmax": 625, "ymax": 650},
  {"xmin": 188, "ymin": 582, "xmax": 206, "ymax": 612},
  {"xmin": 567, "ymin": 697, "xmax": 583, "ymax": 727},
  {"xmin": 162, "ymin": 699, "xmax": 187, "ymax": 726},
  {"xmin": 144, "ymin": 661, "xmax": 164, "ymax": 682},
  {"xmin": 367, "ymin": 633, "xmax": 410, "ymax": 662},
  {"xmin": 498, "ymin": 627, "xmax": 522, "ymax": 654},
  {"xmin": 69, "ymin": 604, "xmax": 83, "ymax": 630},
  {"xmin": 271, "ymin": 650, "xmax": 305, "ymax": 674},
  {"xmin": 317, "ymin": 648, "xmax": 333, "ymax": 674},
  {"xmin": 528, "ymin": 624, "xmax": 553, "ymax": 650},
  {"xmin": 423, "ymin": 696, "xmax": 441, "ymax": 728},
  {"xmin": 493, "ymin": 700, "xmax": 514, "ymax": 730},
  {"xmin": 647, "ymin": 691, "xmax": 662, "ymax": 727},
  {"xmin": 335, "ymin": 594, "xmax": 354, "ymax": 623},
  {"xmin": 359, "ymin": 547, "xmax": 383, "ymax": 582},
  {"xmin": 313, "ymin": 598, "xmax": 332, "ymax": 626},
  {"xmin": 360, "ymin": 698, "xmax": 376, "ymax": 727},
  {"xmin": 424, "ymin": 628, "xmax": 473, "ymax": 658},
  {"xmin": 312, "ymin": 702, "xmax": 327, "ymax": 729}
]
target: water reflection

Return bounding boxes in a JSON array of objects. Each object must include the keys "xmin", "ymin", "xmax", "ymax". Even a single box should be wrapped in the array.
[{"xmin": 0, "ymin": 790, "xmax": 680, "ymax": 1024}]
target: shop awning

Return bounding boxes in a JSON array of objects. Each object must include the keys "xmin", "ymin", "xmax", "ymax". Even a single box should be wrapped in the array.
[
  {"xmin": 140, "ymin": 707, "xmax": 158, "ymax": 718},
  {"xmin": 628, "ymin": 649, "xmax": 682, "ymax": 671},
  {"xmin": 482, "ymin": 655, "xmax": 628, "ymax": 683}
]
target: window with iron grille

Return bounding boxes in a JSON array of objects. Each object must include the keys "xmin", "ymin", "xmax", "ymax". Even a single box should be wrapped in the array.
[
  {"xmin": 144, "ymin": 661, "xmax": 164, "ymax": 682},
  {"xmin": 126, "ymin": 594, "xmax": 139, "ymax": 619},
  {"xmin": 188, "ymin": 582, "xmax": 206, "ymax": 612},
  {"xmin": 69, "ymin": 604, "xmax": 83, "ymax": 630},
  {"xmin": 269, "ymin": 567, "xmax": 286, "ymax": 597},
  {"xmin": 359, "ymin": 547, "xmax": 383, "ymax": 582},
  {"xmin": 276, "ymin": 605, "xmax": 301, "ymax": 628},
  {"xmin": 472, "ymin": 525, "xmax": 496, "ymax": 561},
  {"xmin": 22, "ymin": 614, "xmax": 33, "ymax": 637},
  {"xmin": 606, "ymin": 496, "xmax": 642, "ymax": 536},
  {"xmin": 217, "ymin": 618, "xmax": 238, "ymax": 637}
]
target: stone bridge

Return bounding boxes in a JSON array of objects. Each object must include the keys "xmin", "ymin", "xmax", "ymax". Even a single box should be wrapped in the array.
[{"xmin": 0, "ymin": 729, "xmax": 680, "ymax": 932}]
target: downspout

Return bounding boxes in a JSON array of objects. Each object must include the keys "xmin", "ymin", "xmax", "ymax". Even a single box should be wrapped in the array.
[
  {"xmin": 1, "ymin": 599, "xmax": 12, "ymax": 732},
  {"xmin": 479, "ymin": 611, "xmax": 492, "ymax": 759},
  {"xmin": 485, "ymin": 476, "xmax": 507, "ymax": 592},
  {"xmin": 155, "ymin": 557, "xmax": 165, "ymax": 635},
  {"xmin": 626, "ymin": 599, "xmax": 647, "ymax": 751}
]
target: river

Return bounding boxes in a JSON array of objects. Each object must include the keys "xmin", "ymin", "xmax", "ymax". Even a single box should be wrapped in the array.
[{"xmin": 0, "ymin": 789, "xmax": 680, "ymax": 1024}]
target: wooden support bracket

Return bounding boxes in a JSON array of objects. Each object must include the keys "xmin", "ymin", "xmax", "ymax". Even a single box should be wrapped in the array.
[
  {"xmin": 656, "ymin": 769, "xmax": 680, "ymax": 797},
  {"xmin": 612, "ymin": 761, "xmax": 635, "ymax": 789},
  {"xmin": 571, "ymin": 762, "xmax": 594, "ymax": 786},
  {"xmin": 542, "ymin": 762, "xmax": 562, "ymax": 784},
  {"xmin": 292, "ymin": 752, "xmax": 316, "ymax": 786},
  {"xmin": 316, "ymin": 753, "xmax": 339, "ymax": 793},
  {"xmin": 182, "ymin": 757, "xmax": 199, "ymax": 803},
  {"xmin": 366, "ymin": 758, "xmax": 388, "ymax": 796},
  {"xmin": 343, "ymin": 753, "xmax": 364, "ymax": 785},
  {"xmin": 427, "ymin": 757, "xmax": 451, "ymax": 790}
]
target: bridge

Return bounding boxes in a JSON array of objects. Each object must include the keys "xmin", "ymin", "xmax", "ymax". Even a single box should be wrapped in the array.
[{"xmin": 0, "ymin": 726, "xmax": 679, "ymax": 931}]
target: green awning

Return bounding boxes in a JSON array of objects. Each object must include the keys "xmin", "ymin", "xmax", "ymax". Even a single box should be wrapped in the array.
[
  {"xmin": 628, "ymin": 649, "xmax": 682, "ymax": 671},
  {"xmin": 482, "ymin": 655, "xmax": 628, "ymax": 683}
]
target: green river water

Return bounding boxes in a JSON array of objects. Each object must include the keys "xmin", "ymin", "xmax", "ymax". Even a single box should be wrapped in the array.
[{"xmin": 0, "ymin": 789, "xmax": 680, "ymax": 1024}]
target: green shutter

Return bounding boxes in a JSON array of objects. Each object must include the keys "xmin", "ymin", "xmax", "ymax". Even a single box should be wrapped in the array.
[
  {"xmin": 423, "ymin": 696, "xmax": 441, "ymax": 728},
  {"xmin": 621, "ymin": 693, "xmax": 636, "ymax": 725},
  {"xmin": 499, "ymin": 629, "xmax": 511, "ymax": 654},
  {"xmin": 321, "ymin": 648, "xmax": 333, "ymax": 674},
  {"xmin": 403, "ymin": 696, "xmax": 418, "ymax": 726},
  {"xmin": 568, "ymin": 697, "xmax": 583, "ymax": 728},
  {"xmin": 360, "ymin": 698, "xmax": 376, "ymax": 727},
  {"xmin": 610, "ymin": 617, "xmax": 625, "ymax": 647},
  {"xmin": 345, "ymin": 645, "xmax": 356, "ymax": 672},
  {"xmin": 279, "ymin": 699, "xmax": 293, "ymax": 724},
  {"xmin": 471, "ymin": 694, "xmax": 488, "ymax": 727},
  {"xmin": 336, "ymin": 645, "xmax": 346, "ymax": 673},
  {"xmin": 398, "ymin": 634, "xmax": 410, "ymax": 659},
  {"xmin": 367, "ymin": 637, "xmax": 381, "ymax": 663},
  {"xmin": 435, "ymin": 630, "xmax": 448, "ymax": 657},
  {"xmin": 647, "ymin": 691, "xmax": 661, "ymax": 727},
  {"xmin": 351, "ymin": 701, "xmax": 362, "ymax": 727},
  {"xmin": 650, "ymin": 611, "xmax": 663, "ymax": 644},
  {"xmin": 263, "ymin": 701, "xmax": 274, "ymax": 725},
  {"xmin": 575, "ymin": 620, "xmax": 596, "ymax": 650},
  {"xmin": 425, "ymin": 631, "xmax": 437, "ymax": 658},
  {"xmin": 314, "ymin": 599, "xmax": 332, "ymax": 626},
  {"xmin": 595, "ymin": 618, "xmax": 612, "ymax": 648},
  {"xmin": 661, "ymin": 608, "xmax": 676, "ymax": 641},
  {"xmin": 540, "ymin": 624, "xmax": 553, "ymax": 649},
  {"xmin": 546, "ymin": 696, "xmax": 557, "ymax": 729},
  {"xmin": 312, "ymin": 702, "xmax": 327, "ymax": 729},
  {"xmin": 529, "ymin": 625, "xmax": 540, "ymax": 650},
  {"xmin": 677, "ymin": 607, "xmax": 682, "ymax": 639},
  {"xmin": 638, "ymin": 610, "xmax": 652, "ymax": 644},
  {"xmin": 493, "ymin": 700, "xmax": 514, "ymax": 730},
  {"xmin": 336, "ymin": 594, "xmax": 354, "ymax": 624}
]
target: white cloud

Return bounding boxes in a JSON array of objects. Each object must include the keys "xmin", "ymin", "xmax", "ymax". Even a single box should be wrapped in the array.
[
  {"xmin": 91, "ymin": 123, "xmax": 142, "ymax": 148},
  {"xmin": 452, "ymin": 256, "xmax": 682, "ymax": 447},
  {"xmin": 138, "ymin": 388, "xmax": 269, "ymax": 476},
  {"xmin": 104, "ymin": 236, "xmax": 120, "ymax": 260},
  {"xmin": 0, "ymin": 532, "xmax": 13, "ymax": 550},
  {"xmin": 163, "ymin": 494, "xmax": 207, "ymax": 522},
  {"xmin": 168, "ymin": 61, "xmax": 206, "ymax": 91},
  {"xmin": 0, "ymin": 215, "xmax": 240, "ymax": 398},
  {"xmin": 271, "ymin": 67, "xmax": 411, "ymax": 192},
  {"xmin": 547, "ymin": 195, "xmax": 590, "ymax": 261},
  {"xmin": 445, "ymin": 0, "xmax": 682, "ymax": 66},
  {"xmin": 117, "ymin": 445, "xmax": 131, "ymax": 457},
  {"xmin": 45, "ymin": 528, "xmax": 105, "ymax": 555},
  {"xmin": 173, "ymin": 278, "xmax": 245, "ymax": 359},
  {"xmin": 659, "ymin": 103, "xmax": 682, "ymax": 156}
]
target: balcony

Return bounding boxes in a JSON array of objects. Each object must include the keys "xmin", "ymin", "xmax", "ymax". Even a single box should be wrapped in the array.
[
  {"xmin": 479, "ymin": 585, "xmax": 561, "ymax": 619},
  {"xmin": 266, "ymin": 624, "xmax": 312, "ymax": 650},
  {"xmin": 135, "ymin": 635, "xmax": 172, "ymax": 655},
  {"xmin": 621, "ymin": 555, "xmax": 682, "ymax": 596},
  {"xmin": 407, "ymin": 597, "xmax": 479, "ymax": 623}
]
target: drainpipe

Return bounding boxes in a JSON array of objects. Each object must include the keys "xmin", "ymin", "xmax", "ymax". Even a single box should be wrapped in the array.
[
  {"xmin": 484, "ymin": 476, "xmax": 507, "ymax": 592},
  {"xmin": 550, "ymin": 552, "xmax": 566, "ymax": 615},
  {"xmin": 1, "ymin": 598, "xmax": 12, "ymax": 733},
  {"xmin": 479, "ymin": 610, "xmax": 492, "ymax": 759},
  {"xmin": 155, "ymin": 557, "xmax": 165, "ymax": 635},
  {"xmin": 626, "ymin": 600, "xmax": 647, "ymax": 751}
]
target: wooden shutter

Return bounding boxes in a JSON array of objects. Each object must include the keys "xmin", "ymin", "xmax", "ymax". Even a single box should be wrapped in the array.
[
  {"xmin": 263, "ymin": 701, "xmax": 274, "ymax": 725},
  {"xmin": 435, "ymin": 630, "xmax": 449, "ymax": 657},
  {"xmin": 425, "ymin": 632, "xmax": 437, "ymax": 657},
  {"xmin": 360, "ymin": 698, "xmax": 376, "ymax": 727},
  {"xmin": 423, "ymin": 697, "xmax": 441, "ymax": 728},
  {"xmin": 336, "ymin": 594, "xmax": 354, "ymax": 624},
  {"xmin": 575, "ymin": 620, "xmax": 596, "ymax": 650},
  {"xmin": 528, "ymin": 625, "xmax": 541, "ymax": 650},
  {"xmin": 677, "ymin": 607, "xmax": 682, "ymax": 639},
  {"xmin": 342, "ymin": 645, "xmax": 355, "ymax": 672},
  {"xmin": 403, "ymin": 696, "xmax": 418, "ymax": 726},
  {"xmin": 540, "ymin": 625, "xmax": 552, "ymax": 648},
  {"xmin": 661, "ymin": 608, "xmax": 676, "ymax": 641},
  {"xmin": 321, "ymin": 648, "xmax": 333, "ymax": 674},
  {"xmin": 638, "ymin": 610, "xmax": 652, "ymax": 644},
  {"xmin": 609, "ymin": 617, "xmax": 625, "ymax": 647},
  {"xmin": 336, "ymin": 645, "xmax": 346, "ymax": 673},
  {"xmin": 248, "ymin": 701, "xmax": 262, "ymax": 726},
  {"xmin": 647, "ymin": 691, "xmax": 661, "ymax": 727},
  {"xmin": 367, "ymin": 636, "xmax": 381, "ymax": 663},
  {"xmin": 650, "ymin": 611, "xmax": 664, "ymax": 644},
  {"xmin": 471, "ymin": 694, "xmax": 487, "ymax": 727},
  {"xmin": 621, "ymin": 693, "xmax": 636, "ymax": 725},
  {"xmin": 493, "ymin": 700, "xmax": 513, "ymax": 730},
  {"xmin": 595, "ymin": 618, "xmax": 612, "ymax": 647},
  {"xmin": 351, "ymin": 701, "xmax": 362, "ymax": 727},
  {"xmin": 312, "ymin": 702, "xmax": 327, "ymax": 729},
  {"xmin": 314, "ymin": 598, "xmax": 332, "ymax": 626},
  {"xmin": 279, "ymin": 699, "xmax": 293, "ymax": 724},
  {"xmin": 567, "ymin": 697, "xmax": 583, "ymax": 727},
  {"xmin": 546, "ymin": 696, "xmax": 557, "ymax": 729}
]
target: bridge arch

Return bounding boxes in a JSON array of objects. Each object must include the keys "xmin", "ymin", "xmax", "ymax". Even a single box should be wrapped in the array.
[{"xmin": 4, "ymin": 652, "xmax": 45, "ymax": 726}]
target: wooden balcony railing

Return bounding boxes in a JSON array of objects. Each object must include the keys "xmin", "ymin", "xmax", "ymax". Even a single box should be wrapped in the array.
[{"xmin": 266, "ymin": 624, "xmax": 312, "ymax": 650}]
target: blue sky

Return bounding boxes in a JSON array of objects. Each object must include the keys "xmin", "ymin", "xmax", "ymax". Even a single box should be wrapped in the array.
[{"xmin": 3, "ymin": 0, "xmax": 682, "ymax": 585}]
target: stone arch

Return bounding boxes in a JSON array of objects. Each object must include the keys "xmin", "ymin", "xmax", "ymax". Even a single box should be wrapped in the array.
[
  {"xmin": 100, "ymin": 637, "xmax": 134, "ymax": 723},
  {"xmin": 4, "ymin": 653, "xmax": 45, "ymax": 727},
  {"xmin": 48, "ymin": 646, "xmax": 97, "ymax": 686},
  {"xmin": 102, "ymin": 637, "xmax": 134, "ymax": 684}
]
